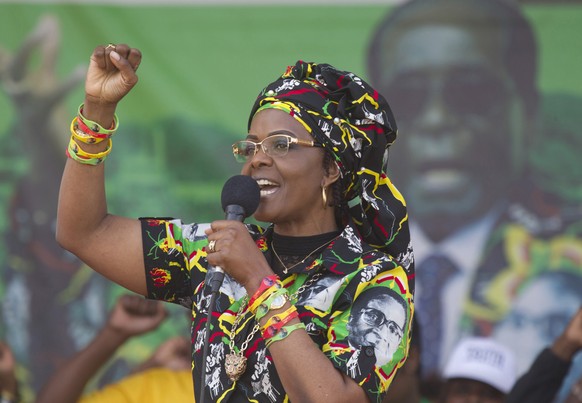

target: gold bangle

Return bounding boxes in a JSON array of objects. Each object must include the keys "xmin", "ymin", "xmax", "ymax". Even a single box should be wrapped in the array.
[{"xmin": 69, "ymin": 136, "xmax": 112, "ymax": 159}]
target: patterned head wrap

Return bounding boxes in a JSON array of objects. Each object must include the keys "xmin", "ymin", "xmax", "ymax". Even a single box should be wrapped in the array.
[{"xmin": 248, "ymin": 61, "xmax": 413, "ymax": 273}]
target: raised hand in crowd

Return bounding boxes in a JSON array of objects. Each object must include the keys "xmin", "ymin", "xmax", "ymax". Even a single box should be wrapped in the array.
[
  {"xmin": 132, "ymin": 336, "xmax": 191, "ymax": 374},
  {"xmin": 553, "ymin": 306, "xmax": 582, "ymax": 364},
  {"xmin": 36, "ymin": 295, "xmax": 167, "ymax": 403},
  {"xmin": 506, "ymin": 306, "xmax": 582, "ymax": 403}
]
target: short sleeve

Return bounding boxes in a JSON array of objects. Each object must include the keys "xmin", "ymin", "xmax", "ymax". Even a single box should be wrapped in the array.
[{"xmin": 140, "ymin": 217, "xmax": 211, "ymax": 308}]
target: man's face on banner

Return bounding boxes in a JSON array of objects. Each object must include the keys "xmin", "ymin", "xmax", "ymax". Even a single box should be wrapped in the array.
[
  {"xmin": 347, "ymin": 293, "xmax": 406, "ymax": 366},
  {"xmin": 375, "ymin": 23, "xmax": 527, "ymax": 238}
]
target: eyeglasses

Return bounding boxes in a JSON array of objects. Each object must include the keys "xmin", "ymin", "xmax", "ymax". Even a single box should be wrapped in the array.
[
  {"xmin": 232, "ymin": 134, "xmax": 321, "ymax": 163},
  {"xmin": 384, "ymin": 68, "xmax": 509, "ymax": 121},
  {"xmin": 360, "ymin": 307, "xmax": 404, "ymax": 339}
]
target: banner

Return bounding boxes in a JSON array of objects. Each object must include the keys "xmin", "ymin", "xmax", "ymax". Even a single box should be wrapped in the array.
[{"xmin": 0, "ymin": 2, "xmax": 581, "ymax": 401}]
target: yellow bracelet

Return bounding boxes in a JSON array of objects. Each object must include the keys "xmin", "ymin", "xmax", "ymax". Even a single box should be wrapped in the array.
[
  {"xmin": 69, "ymin": 136, "xmax": 112, "ymax": 159},
  {"xmin": 70, "ymin": 117, "xmax": 108, "ymax": 144}
]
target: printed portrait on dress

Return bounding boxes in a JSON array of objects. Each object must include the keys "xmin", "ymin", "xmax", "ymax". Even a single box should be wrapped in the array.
[{"xmin": 346, "ymin": 286, "xmax": 407, "ymax": 367}]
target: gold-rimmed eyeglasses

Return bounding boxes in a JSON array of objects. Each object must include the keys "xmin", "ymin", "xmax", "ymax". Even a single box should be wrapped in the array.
[{"xmin": 232, "ymin": 134, "xmax": 322, "ymax": 163}]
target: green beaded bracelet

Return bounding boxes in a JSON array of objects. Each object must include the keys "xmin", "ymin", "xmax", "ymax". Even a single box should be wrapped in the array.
[{"xmin": 265, "ymin": 322, "xmax": 306, "ymax": 347}]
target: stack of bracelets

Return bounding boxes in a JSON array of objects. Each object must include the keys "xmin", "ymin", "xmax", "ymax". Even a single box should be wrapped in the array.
[
  {"xmin": 249, "ymin": 275, "xmax": 304, "ymax": 348},
  {"xmin": 66, "ymin": 104, "xmax": 119, "ymax": 165}
]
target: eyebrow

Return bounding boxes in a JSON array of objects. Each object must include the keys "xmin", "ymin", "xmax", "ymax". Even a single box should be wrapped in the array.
[{"xmin": 246, "ymin": 130, "xmax": 298, "ymax": 140}]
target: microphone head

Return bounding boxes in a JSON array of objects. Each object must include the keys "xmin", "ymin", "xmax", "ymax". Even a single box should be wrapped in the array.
[{"xmin": 220, "ymin": 175, "xmax": 261, "ymax": 218}]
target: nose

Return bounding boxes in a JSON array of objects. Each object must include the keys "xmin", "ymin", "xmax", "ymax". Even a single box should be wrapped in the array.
[
  {"xmin": 416, "ymin": 77, "xmax": 453, "ymax": 131},
  {"xmin": 248, "ymin": 144, "xmax": 273, "ymax": 169},
  {"xmin": 408, "ymin": 77, "xmax": 474, "ymax": 163}
]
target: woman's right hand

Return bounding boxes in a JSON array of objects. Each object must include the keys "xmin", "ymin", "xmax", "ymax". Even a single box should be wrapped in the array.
[{"xmin": 84, "ymin": 43, "xmax": 141, "ymax": 113}]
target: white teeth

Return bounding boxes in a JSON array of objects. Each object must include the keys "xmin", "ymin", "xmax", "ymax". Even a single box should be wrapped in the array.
[
  {"xmin": 255, "ymin": 179, "xmax": 278, "ymax": 187},
  {"xmin": 255, "ymin": 179, "xmax": 279, "ymax": 197},
  {"xmin": 260, "ymin": 188, "xmax": 277, "ymax": 196}
]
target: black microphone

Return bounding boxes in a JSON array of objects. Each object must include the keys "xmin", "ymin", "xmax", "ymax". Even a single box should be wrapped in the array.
[
  {"xmin": 200, "ymin": 176, "xmax": 260, "ymax": 403},
  {"xmin": 207, "ymin": 175, "xmax": 261, "ymax": 294}
]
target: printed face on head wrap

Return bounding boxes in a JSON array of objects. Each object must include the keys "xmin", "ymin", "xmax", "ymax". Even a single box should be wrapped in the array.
[{"xmin": 249, "ymin": 61, "xmax": 414, "ymax": 282}]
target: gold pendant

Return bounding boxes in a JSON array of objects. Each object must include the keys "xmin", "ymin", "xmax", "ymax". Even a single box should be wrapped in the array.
[{"xmin": 225, "ymin": 352, "xmax": 247, "ymax": 381}]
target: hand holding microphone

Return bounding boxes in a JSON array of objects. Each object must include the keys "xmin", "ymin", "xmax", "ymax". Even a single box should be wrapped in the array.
[{"xmin": 205, "ymin": 175, "xmax": 267, "ymax": 294}]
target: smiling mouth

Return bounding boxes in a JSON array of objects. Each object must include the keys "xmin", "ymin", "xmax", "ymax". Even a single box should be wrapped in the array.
[{"xmin": 256, "ymin": 179, "xmax": 279, "ymax": 197}]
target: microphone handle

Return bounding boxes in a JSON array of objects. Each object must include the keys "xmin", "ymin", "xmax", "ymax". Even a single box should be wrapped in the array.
[
  {"xmin": 224, "ymin": 204, "xmax": 245, "ymax": 222},
  {"xmin": 207, "ymin": 204, "xmax": 246, "ymax": 293},
  {"xmin": 208, "ymin": 266, "xmax": 225, "ymax": 293}
]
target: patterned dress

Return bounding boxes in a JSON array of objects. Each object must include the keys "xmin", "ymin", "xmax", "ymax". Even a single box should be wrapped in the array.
[{"xmin": 141, "ymin": 218, "xmax": 414, "ymax": 403}]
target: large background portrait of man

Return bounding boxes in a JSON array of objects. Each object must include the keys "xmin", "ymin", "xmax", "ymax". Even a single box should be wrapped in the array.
[
  {"xmin": 366, "ymin": 0, "xmax": 582, "ymax": 400},
  {"xmin": 1, "ymin": 1, "xmax": 581, "ymax": 401}
]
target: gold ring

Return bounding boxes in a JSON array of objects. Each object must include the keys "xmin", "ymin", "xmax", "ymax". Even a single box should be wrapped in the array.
[
  {"xmin": 106, "ymin": 43, "xmax": 116, "ymax": 50},
  {"xmin": 207, "ymin": 240, "xmax": 216, "ymax": 253}
]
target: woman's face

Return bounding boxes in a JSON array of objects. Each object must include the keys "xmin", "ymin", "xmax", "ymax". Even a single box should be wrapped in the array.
[{"xmin": 242, "ymin": 108, "xmax": 337, "ymax": 235}]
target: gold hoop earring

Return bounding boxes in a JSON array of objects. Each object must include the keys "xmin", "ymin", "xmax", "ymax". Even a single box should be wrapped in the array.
[{"xmin": 322, "ymin": 186, "xmax": 328, "ymax": 209}]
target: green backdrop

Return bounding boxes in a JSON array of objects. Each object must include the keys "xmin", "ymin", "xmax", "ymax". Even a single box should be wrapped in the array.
[{"xmin": 1, "ymin": 2, "xmax": 581, "ymax": 401}]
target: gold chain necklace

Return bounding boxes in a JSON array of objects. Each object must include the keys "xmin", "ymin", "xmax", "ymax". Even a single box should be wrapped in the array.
[
  {"xmin": 224, "ymin": 270, "xmax": 324, "ymax": 381},
  {"xmin": 271, "ymin": 238, "xmax": 334, "ymax": 274}
]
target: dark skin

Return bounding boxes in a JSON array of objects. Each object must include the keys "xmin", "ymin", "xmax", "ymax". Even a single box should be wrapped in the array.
[
  {"xmin": 551, "ymin": 307, "xmax": 582, "ymax": 363},
  {"xmin": 57, "ymin": 44, "xmax": 368, "ymax": 402},
  {"xmin": 557, "ymin": 308, "xmax": 582, "ymax": 403}
]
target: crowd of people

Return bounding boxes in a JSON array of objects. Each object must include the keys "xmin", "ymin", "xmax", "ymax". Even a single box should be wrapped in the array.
[
  {"xmin": 377, "ymin": 307, "xmax": 582, "ymax": 403},
  {"xmin": 2, "ymin": 305, "xmax": 582, "ymax": 402},
  {"xmin": 1, "ymin": 0, "xmax": 582, "ymax": 401}
]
